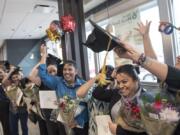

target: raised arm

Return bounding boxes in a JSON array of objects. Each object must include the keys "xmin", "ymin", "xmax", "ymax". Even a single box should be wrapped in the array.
[
  {"xmin": 29, "ymin": 44, "xmax": 47, "ymax": 86},
  {"xmin": 76, "ymin": 77, "xmax": 96, "ymax": 98},
  {"xmin": 2, "ymin": 66, "xmax": 15, "ymax": 87},
  {"xmin": 39, "ymin": 44, "xmax": 47, "ymax": 65},
  {"xmin": 115, "ymin": 41, "xmax": 168, "ymax": 81},
  {"xmin": 135, "ymin": 21, "xmax": 157, "ymax": 60},
  {"xmin": 38, "ymin": 44, "xmax": 58, "ymax": 90},
  {"xmin": 28, "ymin": 63, "xmax": 41, "ymax": 86}
]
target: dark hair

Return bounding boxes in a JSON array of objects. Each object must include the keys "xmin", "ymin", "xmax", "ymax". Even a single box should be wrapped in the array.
[
  {"xmin": 0, "ymin": 60, "xmax": 10, "ymax": 72},
  {"xmin": 99, "ymin": 65, "xmax": 114, "ymax": 80},
  {"xmin": 20, "ymin": 77, "xmax": 30, "ymax": 89},
  {"xmin": 9, "ymin": 67, "xmax": 22, "ymax": 80},
  {"xmin": 51, "ymin": 20, "xmax": 60, "ymax": 26},
  {"xmin": 116, "ymin": 64, "xmax": 139, "ymax": 81},
  {"xmin": 63, "ymin": 60, "xmax": 77, "ymax": 69}
]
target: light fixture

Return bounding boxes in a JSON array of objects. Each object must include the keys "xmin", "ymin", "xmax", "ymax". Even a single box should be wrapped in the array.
[
  {"xmin": 30, "ymin": 53, "xmax": 34, "ymax": 59},
  {"xmin": 33, "ymin": 4, "xmax": 55, "ymax": 13}
]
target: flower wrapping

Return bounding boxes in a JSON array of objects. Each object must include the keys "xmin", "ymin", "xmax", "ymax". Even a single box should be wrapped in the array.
[
  {"xmin": 118, "ymin": 98, "xmax": 145, "ymax": 132},
  {"xmin": 57, "ymin": 95, "xmax": 80, "ymax": 125},
  {"xmin": 23, "ymin": 84, "xmax": 39, "ymax": 102},
  {"xmin": 140, "ymin": 92, "xmax": 180, "ymax": 135}
]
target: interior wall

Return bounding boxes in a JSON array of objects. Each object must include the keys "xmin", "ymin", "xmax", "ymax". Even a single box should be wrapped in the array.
[
  {"xmin": 6, "ymin": 39, "xmax": 40, "ymax": 76},
  {"xmin": 0, "ymin": 40, "xmax": 4, "ymax": 48}
]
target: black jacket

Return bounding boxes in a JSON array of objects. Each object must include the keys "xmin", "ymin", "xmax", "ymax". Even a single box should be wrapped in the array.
[{"xmin": 92, "ymin": 85, "xmax": 147, "ymax": 135}]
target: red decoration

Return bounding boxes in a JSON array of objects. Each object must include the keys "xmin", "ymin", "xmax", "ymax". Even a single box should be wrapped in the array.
[
  {"xmin": 153, "ymin": 101, "xmax": 163, "ymax": 110},
  {"xmin": 61, "ymin": 15, "xmax": 76, "ymax": 32}
]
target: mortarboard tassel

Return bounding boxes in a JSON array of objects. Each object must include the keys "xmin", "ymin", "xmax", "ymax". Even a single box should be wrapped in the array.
[{"xmin": 97, "ymin": 32, "xmax": 112, "ymax": 86}]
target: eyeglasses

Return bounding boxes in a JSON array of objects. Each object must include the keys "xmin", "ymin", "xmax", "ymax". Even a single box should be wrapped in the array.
[{"xmin": 159, "ymin": 22, "xmax": 180, "ymax": 35}]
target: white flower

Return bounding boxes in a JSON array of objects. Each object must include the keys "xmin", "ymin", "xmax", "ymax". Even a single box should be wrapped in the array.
[{"xmin": 159, "ymin": 108, "xmax": 180, "ymax": 122}]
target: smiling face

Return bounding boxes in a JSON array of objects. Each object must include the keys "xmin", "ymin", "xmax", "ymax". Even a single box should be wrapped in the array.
[
  {"xmin": 63, "ymin": 63, "xmax": 77, "ymax": 85},
  {"xmin": 11, "ymin": 73, "xmax": 22, "ymax": 85},
  {"xmin": 116, "ymin": 72, "xmax": 139, "ymax": 98}
]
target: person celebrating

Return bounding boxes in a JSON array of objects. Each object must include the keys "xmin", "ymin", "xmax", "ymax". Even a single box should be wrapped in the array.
[
  {"xmin": 38, "ymin": 45, "xmax": 89, "ymax": 135},
  {"xmin": 92, "ymin": 65, "xmax": 148, "ymax": 135}
]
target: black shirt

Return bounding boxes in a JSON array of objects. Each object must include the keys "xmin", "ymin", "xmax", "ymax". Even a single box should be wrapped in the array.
[{"xmin": 0, "ymin": 85, "xmax": 9, "ymax": 102}]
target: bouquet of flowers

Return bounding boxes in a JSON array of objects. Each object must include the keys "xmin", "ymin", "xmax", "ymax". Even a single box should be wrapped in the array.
[
  {"xmin": 57, "ymin": 95, "xmax": 80, "ymax": 125},
  {"xmin": 140, "ymin": 92, "xmax": 180, "ymax": 135},
  {"xmin": 23, "ymin": 83, "xmax": 39, "ymax": 102},
  {"xmin": 117, "ymin": 98, "xmax": 145, "ymax": 132}
]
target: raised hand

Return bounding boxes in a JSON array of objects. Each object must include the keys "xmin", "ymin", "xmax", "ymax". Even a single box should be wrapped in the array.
[
  {"xmin": 135, "ymin": 21, "xmax": 151, "ymax": 36},
  {"xmin": 40, "ymin": 44, "xmax": 47, "ymax": 57},
  {"xmin": 114, "ymin": 41, "xmax": 141, "ymax": 63}
]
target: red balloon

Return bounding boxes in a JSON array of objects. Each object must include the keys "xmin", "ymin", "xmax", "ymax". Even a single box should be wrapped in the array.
[{"xmin": 61, "ymin": 15, "xmax": 76, "ymax": 32}]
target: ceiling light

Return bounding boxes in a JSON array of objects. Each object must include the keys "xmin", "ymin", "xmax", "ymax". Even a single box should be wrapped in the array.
[
  {"xmin": 33, "ymin": 4, "xmax": 55, "ymax": 13},
  {"xmin": 30, "ymin": 53, "xmax": 34, "ymax": 59}
]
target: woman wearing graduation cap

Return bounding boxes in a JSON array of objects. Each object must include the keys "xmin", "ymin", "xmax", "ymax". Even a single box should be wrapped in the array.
[{"xmin": 81, "ymin": 20, "xmax": 158, "ymax": 135}]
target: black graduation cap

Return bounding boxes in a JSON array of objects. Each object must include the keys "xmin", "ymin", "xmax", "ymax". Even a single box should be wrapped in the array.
[
  {"xmin": 46, "ymin": 54, "xmax": 64, "ymax": 77},
  {"xmin": 83, "ymin": 20, "xmax": 126, "ymax": 53},
  {"xmin": 46, "ymin": 54, "xmax": 62, "ymax": 66}
]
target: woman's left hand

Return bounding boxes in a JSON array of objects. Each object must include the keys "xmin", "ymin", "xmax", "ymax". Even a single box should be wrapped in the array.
[{"xmin": 108, "ymin": 121, "xmax": 117, "ymax": 135}]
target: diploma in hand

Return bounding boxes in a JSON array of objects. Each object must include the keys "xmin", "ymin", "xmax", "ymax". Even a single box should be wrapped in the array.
[
  {"xmin": 39, "ymin": 91, "xmax": 58, "ymax": 109},
  {"xmin": 96, "ymin": 115, "xmax": 113, "ymax": 135}
]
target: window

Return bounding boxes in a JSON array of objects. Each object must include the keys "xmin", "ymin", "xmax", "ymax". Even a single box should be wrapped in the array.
[
  {"xmin": 138, "ymin": 1, "xmax": 163, "ymax": 82},
  {"xmin": 85, "ymin": 0, "xmax": 164, "ymax": 82},
  {"xmin": 172, "ymin": 0, "xmax": 180, "ymax": 56}
]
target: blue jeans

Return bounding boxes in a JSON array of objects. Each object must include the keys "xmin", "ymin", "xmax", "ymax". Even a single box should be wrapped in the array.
[{"xmin": 9, "ymin": 109, "xmax": 28, "ymax": 135}]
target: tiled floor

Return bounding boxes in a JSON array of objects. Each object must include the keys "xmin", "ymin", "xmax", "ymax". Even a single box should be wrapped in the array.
[
  {"xmin": 27, "ymin": 120, "xmax": 40, "ymax": 135},
  {"xmin": 0, "ymin": 119, "xmax": 40, "ymax": 135}
]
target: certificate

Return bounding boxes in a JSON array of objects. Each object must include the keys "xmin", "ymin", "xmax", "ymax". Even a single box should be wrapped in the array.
[
  {"xmin": 39, "ymin": 91, "xmax": 58, "ymax": 109},
  {"xmin": 96, "ymin": 115, "xmax": 113, "ymax": 135}
]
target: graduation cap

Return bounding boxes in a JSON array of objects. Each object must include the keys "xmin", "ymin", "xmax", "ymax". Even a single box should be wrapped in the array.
[
  {"xmin": 83, "ymin": 20, "xmax": 126, "ymax": 53},
  {"xmin": 46, "ymin": 54, "xmax": 62, "ymax": 66},
  {"xmin": 46, "ymin": 54, "xmax": 64, "ymax": 77}
]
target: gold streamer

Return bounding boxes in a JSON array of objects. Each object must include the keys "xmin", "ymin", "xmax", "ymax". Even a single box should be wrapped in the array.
[{"xmin": 46, "ymin": 29, "xmax": 61, "ymax": 41}]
